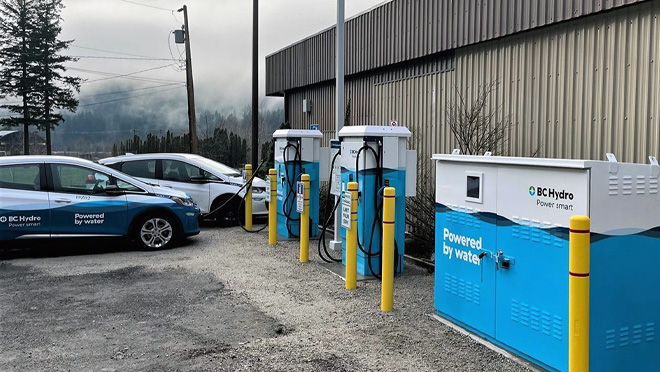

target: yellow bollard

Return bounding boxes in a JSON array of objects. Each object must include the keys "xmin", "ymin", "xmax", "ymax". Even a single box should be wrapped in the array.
[
  {"xmin": 268, "ymin": 168, "xmax": 277, "ymax": 245},
  {"xmin": 345, "ymin": 182, "xmax": 358, "ymax": 290},
  {"xmin": 381, "ymin": 187, "xmax": 396, "ymax": 312},
  {"xmin": 569, "ymin": 215, "xmax": 590, "ymax": 372},
  {"xmin": 244, "ymin": 164, "xmax": 252, "ymax": 231},
  {"xmin": 299, "ymin": 174, "xmax": 310, "ymax": 263}
]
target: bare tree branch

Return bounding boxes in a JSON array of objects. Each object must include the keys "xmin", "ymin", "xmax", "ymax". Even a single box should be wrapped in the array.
[{"xmin": 445, "ymin": 81, "xmax": 512, "ymax": 156}]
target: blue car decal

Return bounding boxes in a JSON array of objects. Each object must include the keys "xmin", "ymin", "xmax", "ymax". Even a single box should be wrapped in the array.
[{"xmin": 1, "ymin": 188, "xmax": 199, "ymax": 242}]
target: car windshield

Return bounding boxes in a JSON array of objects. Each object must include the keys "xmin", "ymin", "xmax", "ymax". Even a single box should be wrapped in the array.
[{"xmin": 190, "ymin": 157, "xmax": 241, "ymax": 177}]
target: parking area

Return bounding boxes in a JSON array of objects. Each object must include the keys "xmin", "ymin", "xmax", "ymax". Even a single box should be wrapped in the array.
[{"xmin": 1, "ymin": 227, "xmax": 531, "ymax": 371}]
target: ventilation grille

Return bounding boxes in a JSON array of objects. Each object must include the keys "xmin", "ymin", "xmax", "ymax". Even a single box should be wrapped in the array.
[
  {"xmin": 605, "ymin": 323, "xmax": 655, "ymax": 350},
  {"xmin": 446, "ymin": 205, "xmax": 481, "ymax": 229},
  {"xmin": 636, "ymin": 176, "xmax": 646, "ymax": 195},
  {"xmin": 511, "ymin": 217, "xmax": 564, "ymax": 248},
  {"xmin": 609, "ymin": 175, "xmax": 654, "ymax": 196},
  {"xmin": 622, "ymin": 176, "xmax": 633, "ymax": 195},
  {"xmin": 609, "ymin": 176, "xmax": 619, "ymax": 196},
  {"xmin": 444, "ymin": 273, "xmax": 480, "ymax": 306},
  {"xmin": 650, "ymin": 178, "xmax": 658, "ymax": 194},
  {"xmin": 511, "ymin": 299, "xmax": 563, "ymax": 341}
]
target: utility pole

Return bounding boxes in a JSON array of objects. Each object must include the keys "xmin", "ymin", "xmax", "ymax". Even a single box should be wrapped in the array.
[
  {"xmin": 45, "ymin": 58, "xmax": 52, "ymax": 155},
  {"xmin": 178, "ymin": 5, "xmax": 198, "ymax": 154},
  {"xmin": 330, "ymin": 0, "xmax": 345, "ymax": 252},
  {"xmin": 251, "ymin": 0, "xmax": 258, "ymax": 167}
]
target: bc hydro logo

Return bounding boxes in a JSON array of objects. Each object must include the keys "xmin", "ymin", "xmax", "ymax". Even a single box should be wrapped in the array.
[
  {"xmin": 0, "ymin": 216, "xmax": 6, "ymax": 223},
  {"xmin": 530, "ymin": 185, "xmax": 574, "ymax": 200}
]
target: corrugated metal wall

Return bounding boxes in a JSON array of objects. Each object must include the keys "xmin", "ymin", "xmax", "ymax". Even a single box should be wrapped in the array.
[
  {"xmin": 285, "ymin": 53, "xmax": 455, "ymax": 146},
  {"xmin": 285, "ymin": 1, "xmax": 660, "ymax": 168},
  {"xmin": 374, "ymin": 0, "xmax": 660, "ymax": 164},
  {"xmin": 286, "ymin": 77, "xmax": 374, "ymax": 146},
  {"xmin": 266, "ymin": 0, "xmax": 648, "ymax": 95}
]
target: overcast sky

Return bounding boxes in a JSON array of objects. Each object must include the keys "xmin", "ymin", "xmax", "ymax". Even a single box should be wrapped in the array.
[{"xmin": 56, "ymin": 0, "xmax": 385, "ymax": 117}]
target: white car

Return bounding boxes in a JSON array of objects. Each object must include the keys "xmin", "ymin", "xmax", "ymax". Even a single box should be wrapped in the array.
[{"xmin": 99, "ymin": 153, "xmax": 268, "ymax": 222}]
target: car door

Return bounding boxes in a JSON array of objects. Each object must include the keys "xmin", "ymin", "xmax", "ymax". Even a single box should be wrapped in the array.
[
  {"xmin": 159, "ymin": 159, "xmax": 210, "ymax": 210},
  {"xmin": 47, "ymin": 163, "xmax": 128, "ymax": 236},
  {"xmin": 0, "ymin": 163, "xmax": 50, "ymax": 240}
]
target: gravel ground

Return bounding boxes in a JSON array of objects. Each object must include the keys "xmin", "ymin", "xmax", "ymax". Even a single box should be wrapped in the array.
[{"xmin": 1, "ymin": 227, "xmax": 534, "ymax": 371}]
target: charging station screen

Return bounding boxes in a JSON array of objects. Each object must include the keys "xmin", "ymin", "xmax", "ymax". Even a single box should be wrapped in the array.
[{"xmin": 466, "ymin": 176, "xmax": 480, "ymax": 199}]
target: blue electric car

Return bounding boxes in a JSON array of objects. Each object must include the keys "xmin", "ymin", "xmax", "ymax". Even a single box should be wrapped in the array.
[{"xmin": 0, "ymin": 156, "xmax": 200, "ymax": 250}]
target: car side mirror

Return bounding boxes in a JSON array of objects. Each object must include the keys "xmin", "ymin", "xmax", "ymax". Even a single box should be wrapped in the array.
[
  {"xmin": 190, "ymin": 175, "xmax": 209, "ymax": 183},
  {"xmin": 105, "ymin": 185, "xmax": 125, "ymax": 196}
]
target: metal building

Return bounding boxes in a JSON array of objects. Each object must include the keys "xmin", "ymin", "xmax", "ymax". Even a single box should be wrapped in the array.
[{"xmin": 265, "ymin": 0, "xmax": 659, "ymax": 176}]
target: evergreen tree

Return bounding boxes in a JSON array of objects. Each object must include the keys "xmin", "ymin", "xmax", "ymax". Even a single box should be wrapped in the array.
[
  {"xmin": 33, "ymin": 0, "xmax": 81, "ymax": 154},
  {"xmin": 0, "ymin": 0, "xmax": 40, "ymax": 154}
]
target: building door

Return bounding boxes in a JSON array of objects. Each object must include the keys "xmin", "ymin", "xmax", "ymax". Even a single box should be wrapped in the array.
[{"xmin": 494, "ymin": 166, "xmax": 589, "ymax": 371}]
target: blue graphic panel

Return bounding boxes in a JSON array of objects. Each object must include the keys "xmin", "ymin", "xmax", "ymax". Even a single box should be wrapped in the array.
[
  {"xmin": 495, "ymin": 222, "xmax": 569, "ymax": 371},
  {"xmin": 434, "ymin": 204, "xmax": 660, "ymax": 372},
  {"xmin": 589, "ymin": 234, "xmax": 660, "ymax": 372},
  {"xmin": 49, "ymin": 194, "xmax": 128, "ymax": 235},
  {"xmin": 275, "ymin": 160, "xmax": 319, "ymax": 239},
  {"xmin": 434, "ymin": 204, "xmax": 496, "ymax": 337},
  {"xmin": 0, "ymin": 190, "xmax": 50, "ymax": 239},
  {"xmin": 340, "ymin": 168, "xmax": 405, "ymax": 276}
]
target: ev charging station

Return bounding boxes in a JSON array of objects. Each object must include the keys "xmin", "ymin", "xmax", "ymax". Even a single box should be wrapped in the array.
[
  {"xmin": 337, "ymin": 126, "xmax": 416, "ymax": 277},
  {"xmin": 433, "ymin": 153, "xmax": 660, "ymax": 372},
  {"xmin": 273, "ymin": 129, "xmax": 325, "ymax": 239}
]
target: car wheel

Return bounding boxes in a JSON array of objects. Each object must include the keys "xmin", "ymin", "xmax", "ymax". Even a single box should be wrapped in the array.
[
  {"xmin": 210, "ymin": 196, "xmax": 244, "ymax": 225},
  {"xmin": 135, "ymin": 214, "xmax": 177, "ymax": 250}
]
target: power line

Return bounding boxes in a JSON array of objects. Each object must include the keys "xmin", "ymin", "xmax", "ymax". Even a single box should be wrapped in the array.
[
  {"xmin": 68, "ymin": 65, "xmax": 171, "ymax": 77},
  {"xmin": 82, "ymin": 64, "xmax": 176, "ymax": 83},
  {"xmin": 67, "ymin": 65, "xmax": 184, "ymax": 85},
  {"xmin": 116, "ymin": 0, "xmax": 172, "ymax": 12},
  {"xmin": 4, "ymin": 83, "xmax": 180, "ymax": 102},
  {"xmin": 58, "ymin": 129, "xmax": 142, "ymax": 134},
  {"xmin": 70, "ymin": 45, "xmax": 170, "ymax": 60},
  {"xmin": 69, "ymin": 68, "xmax": 185, "ymax": 84},
  {"xmin": 68, "ymin": 66, "xmax": 182, "ymax": 83},
  {"xmin": 80, "ymin": 83, "xmax": 185, "ymax": 97},
  {"xmin": 2, "ymin": 82, "xmax": 185, "ymax": 103},
  {"xmin": 56, "ymin": 129, "xmax": 187, "ymax": 135},
  {"xmin": 79, "ymin": 85, "xmax": 184, "ymax": 107},
  {"xmin": 171, "ymin": 9, "xmax": 182, "ymax": 24},
  {"xmin": 66, "ymin": 55, "xmax": 179, "ymax": 61}
]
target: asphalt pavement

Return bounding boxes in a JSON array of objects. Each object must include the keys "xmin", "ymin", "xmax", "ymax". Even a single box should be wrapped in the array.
[{"xmin": 0, "ymin": 227, "xmax": 533, "ymax": 371}]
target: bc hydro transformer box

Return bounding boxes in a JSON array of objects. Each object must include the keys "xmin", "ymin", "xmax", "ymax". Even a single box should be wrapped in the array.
[{"xmin": 433, "ymin": 154, "xmax": 659, "ymax": 372}]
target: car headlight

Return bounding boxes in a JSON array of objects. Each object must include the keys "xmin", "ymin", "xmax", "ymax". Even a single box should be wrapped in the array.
[
  {"xmin": 253, "ymin": 187, "xmax": 266, "ymax": 194},
  {"xmin": 171, "ymin": 197, "xmax": 195, "ymax": 207}
]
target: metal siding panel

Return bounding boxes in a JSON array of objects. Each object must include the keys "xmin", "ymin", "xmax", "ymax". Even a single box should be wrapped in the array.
[
  {"xmin": 448, "ymin": 0, "xmax": 658, "ymax": 163},
  {"xmin": 440, "ymin": 0, "xmax": 448, "ymax": 50},
  {"xmin": 266, "ymin": 0, "xmax": 652, "ymax": 101}
]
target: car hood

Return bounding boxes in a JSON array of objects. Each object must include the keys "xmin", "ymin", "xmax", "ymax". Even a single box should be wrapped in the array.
[
  {"xmin": 149, "ymin": 185, "xmax": 189, "ymax": 199},
  {"xmin": 228, "ymin": 175, "xmax": 267, "ymax": 189}
]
